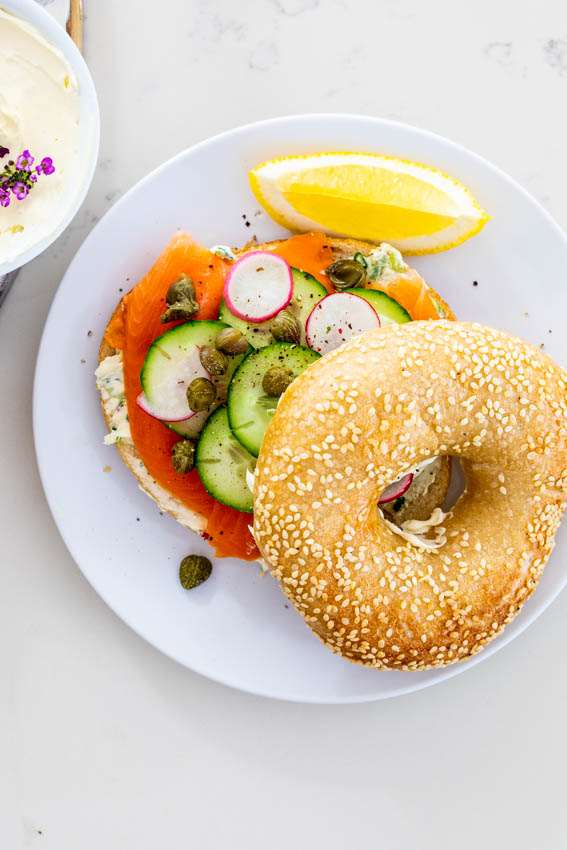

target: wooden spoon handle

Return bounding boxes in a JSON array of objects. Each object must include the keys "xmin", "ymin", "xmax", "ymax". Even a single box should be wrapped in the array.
[{"xmin": 66, "ymin": 0, "xmax": 83, "ymax": 53}]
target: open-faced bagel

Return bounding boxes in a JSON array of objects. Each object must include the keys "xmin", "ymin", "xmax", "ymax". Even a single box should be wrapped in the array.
[
  {"xmin": 253, "ymin": 321, "xmax": 567, "ymax": 670},
  {"xmin": 97, "ymin": 236, "xmax": 453, "ymax": 539}
]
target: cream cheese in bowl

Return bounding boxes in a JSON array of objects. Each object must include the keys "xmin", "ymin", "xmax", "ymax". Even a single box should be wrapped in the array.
[
  {"xmin": 0, "ymin": 2, "xmax": 98, "ymax": 274},
  {"xmin": 0, "ymin": 9, "xmax": 81, "ymax": 263}
]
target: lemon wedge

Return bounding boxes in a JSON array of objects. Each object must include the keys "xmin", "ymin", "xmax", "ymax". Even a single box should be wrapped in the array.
[{"xmin": 249, "ymin": 152, "xmax": 490, "ymax": 254}]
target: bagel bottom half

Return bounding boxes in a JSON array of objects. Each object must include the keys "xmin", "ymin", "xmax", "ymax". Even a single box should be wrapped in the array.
[
  {"xmin": 97, "ymin": 235, "xmax": 454, "ymax": 544},
  {"xmin": 252, "ymin": 321, "xmax": 567, "ymax": 670}
]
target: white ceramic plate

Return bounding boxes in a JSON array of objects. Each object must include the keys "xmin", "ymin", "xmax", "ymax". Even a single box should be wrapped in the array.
[
  {"xmin": 34, "ymin": 115, "xmax": 567, "ymax": 703},
  {"xmin": 0, "ymin": 0, "xmax": 100, "ymax": 275}
]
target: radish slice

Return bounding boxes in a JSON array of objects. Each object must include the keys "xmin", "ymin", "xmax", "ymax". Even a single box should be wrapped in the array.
[
  {"xmin": 224, "ymin": 251, "xmax": 293, "ymax": 322},
  {"xmin": 136, "ymin": 392, "xmax": 197, "ymax": 423},
  {"xmin": 305, "ymin": 292, "xmax": 380, "ymax": 355},
  {"xmin": 378, "ymin": 473, "xmax": 414, "ymax": 505},
  {"xmin": 138, "ymin": 346, "xmax": 210, "ymax": 421}
]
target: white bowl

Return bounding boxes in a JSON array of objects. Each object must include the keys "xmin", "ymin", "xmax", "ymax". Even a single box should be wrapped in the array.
[{"xmin": 0, "ymin": 0, "xmax": 100, "ymax": 275}]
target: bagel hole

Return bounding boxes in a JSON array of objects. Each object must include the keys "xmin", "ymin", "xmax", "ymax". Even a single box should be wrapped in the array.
[
  {"xmin": 380, "ymin": 456, "xmax": 466, "ymax": 527},
  {"xmin": 442, "ymin": 457, "xmax": 467, "ymax": 512}
]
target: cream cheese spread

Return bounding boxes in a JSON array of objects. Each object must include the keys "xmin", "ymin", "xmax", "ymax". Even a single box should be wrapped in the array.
[
  {"xmin": 383, "ymin": 507, "xmax": 448, "ymax": 550},
  {"xmin": 95, "ymin": 353, "xmax": 131, "ymax": 444},
  {"xmin": 365, "ymin": 243, "xmax": 408, "ymax": 283}
]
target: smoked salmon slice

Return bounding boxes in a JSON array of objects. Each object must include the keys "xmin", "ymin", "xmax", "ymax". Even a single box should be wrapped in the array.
[
  {"xmin": 108, "ymin": 231, "xmax": 339, "ymax": 561},
  {"xmin": 103, "ymin": 230, "xmax": 450, "ymax": 562},
  {"xmin": 368, "ymin": 267, "xmax": 453, "ymax": 321},
  {"xmin": 266, "ymin": 231, "xmax": 335, "ymax": 290},
  {"xmin": 117, "ymin": 231, "xmax": 259, "ymax": 561}
]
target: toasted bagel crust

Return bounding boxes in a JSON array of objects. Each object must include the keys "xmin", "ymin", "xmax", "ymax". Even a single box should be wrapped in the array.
[
  {"xmin": 253, "ymin": 322, "xmax": 567, "ymax": 669},
  {"xmin": 97, "ymin": 237, "xmax": 454, "ymax": 540}
]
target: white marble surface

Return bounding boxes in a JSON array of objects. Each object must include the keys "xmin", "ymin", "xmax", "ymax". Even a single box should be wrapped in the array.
[
  {"xmin": 36, "ymin": 0, "xmax": 69, "ymax": 28},
  {"xmin": 2, "ymin": 0, "xmax": 567, "ymax": 847}
]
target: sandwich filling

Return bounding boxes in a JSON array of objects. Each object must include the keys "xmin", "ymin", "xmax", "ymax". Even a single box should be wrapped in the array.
[{"xmin": 97, "ymin": 232, "xmax": 453, "ymax": 560}]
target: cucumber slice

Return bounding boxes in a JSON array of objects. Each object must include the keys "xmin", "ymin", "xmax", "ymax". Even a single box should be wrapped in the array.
[
  {"xmin": 218, "ymin": 268, "xmax": 327, "ymax": 348},
  {"xmin": 343, "ymin": 288, "xmax": 411, "ymax": 326},
  {"xmin": 227, "ymin": 342, "xmax": 320, "ymax": 457},
  {"xmin": 195, "ymin": 405, "xmax": 255, "ymax": 513},
  {"xmin": 140, "ymin": 320, "xmax": 250, "ymax": 438}
]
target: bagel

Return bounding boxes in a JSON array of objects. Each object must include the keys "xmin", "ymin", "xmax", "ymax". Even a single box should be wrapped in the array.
[
  {"xmin": 252, "ymin": 321, "xmax": 567, "ymax": 670},
  {"xmin": 97, "ymin": 236, "xmax": 454, "ymax": 543}
]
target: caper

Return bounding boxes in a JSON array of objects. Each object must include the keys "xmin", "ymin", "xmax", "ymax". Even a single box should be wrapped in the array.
[
  {"xmin": 160, "ymin": 274, "xmax": 199, "ymax": 323},
  {"xmin": 171, "ymin": 439, "xmax": 196, "ymax": 475},
  {"xmin": 199, "ymin": 344, "xmax": 228, "ymax": 376},
  {"xmin": 160, "ymin": 302, "xmax": 199, "ymax": 323},
  {"xmin": 262, "ymin": 366, "xmax": 294, "ymax": 397},
  {"xmin": 187, "ymin": 377, "xmax": 216, "ymax": 412},
  {"xmin": 215, "ymin": 326, "xmax": 248, "ymax": 356},
  {"xmin": 325, "ymin": 259, "xmax": 367, "ymax": 290},
  {"xmin": 166, "ymin": 274, "xmax": 196, "ymax": 305},
  {"xmin": 179, "ymin": 554, "xmax": 212, "ymax": 589},
  {"xmin": 271, "ymin": 308, "xmax": 301, "ymax": 344}
]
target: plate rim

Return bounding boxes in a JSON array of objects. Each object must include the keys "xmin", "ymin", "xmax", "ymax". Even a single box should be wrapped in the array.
[{"xmin": 33, "ymin": 113, "xmax": 567, "ymax": 703}]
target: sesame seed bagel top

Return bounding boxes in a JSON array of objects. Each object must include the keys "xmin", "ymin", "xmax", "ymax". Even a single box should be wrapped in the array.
[{"xmin": 253, "ymin": 321, "xmax": 567, "ymax": 670}]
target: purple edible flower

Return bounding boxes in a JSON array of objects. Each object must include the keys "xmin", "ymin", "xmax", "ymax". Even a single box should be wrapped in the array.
[
  {"xmin": 0, "ymin": 148, "xmax": 54, "ymax": 208},
  {"xmin": 16, "ymin": 150, "xmax": 34, "ymax": 171},
  {"xmin": 37, "ymin": 156, "xmax": 55, "ymax": 176},
  {"xmin": 12, "ymin": 182, "xmax": 29, "ymax": 200}
]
